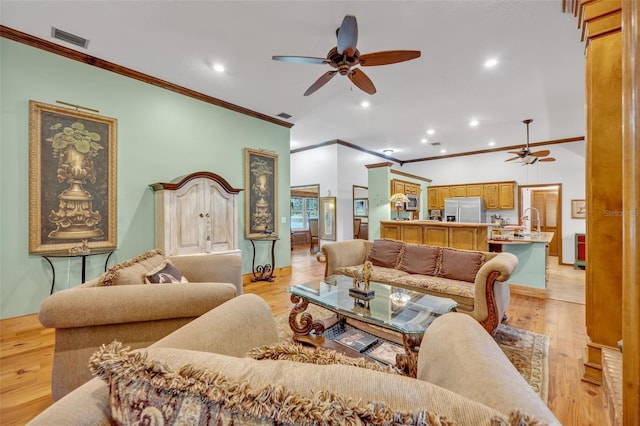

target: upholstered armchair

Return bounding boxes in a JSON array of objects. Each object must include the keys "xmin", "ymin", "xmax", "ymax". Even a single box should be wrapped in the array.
[{"xmin": 38, "ymin": 250, "xmax": 242, "ymax": 401}]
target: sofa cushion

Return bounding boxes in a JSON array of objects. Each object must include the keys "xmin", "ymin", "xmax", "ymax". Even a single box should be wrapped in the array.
[
  {"xmin": 144, "ymin": 260, "xmax": 189, "ymax": 284},
  {"xmin": 390, "ymin": 275, "xmax": 475, "ymax": 313},
  {"xmin": 367, "ymin": 239, "xmax": 405, "ymax": 268},
  {"xmin": 437, "ymin": 248, "xmax": 486, "ymax": 283},
  {"xmin": 90, "ymin": 341, "xmax": 463, "ymax": 425},
  {"xmin": 335, "ymin": 265, "xmax": 409, "ymax": 283},
  {"xmin": 399, "ymin": 244, "xmax": 442, "ymax": 276},
  {"xmin": 99, "ymin": 249, "xmax": 165, "ymax": 286}
]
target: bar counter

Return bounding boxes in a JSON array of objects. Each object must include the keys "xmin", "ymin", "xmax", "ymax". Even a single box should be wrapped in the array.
[{"xmin": 380, "ymin": 220, "xmax": 492, "ymax": 251}]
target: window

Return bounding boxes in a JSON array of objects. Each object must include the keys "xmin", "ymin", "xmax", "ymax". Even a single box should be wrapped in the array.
[{"xmin": 291, "ymin": 196, "xmax": 318, "ymax": 230}]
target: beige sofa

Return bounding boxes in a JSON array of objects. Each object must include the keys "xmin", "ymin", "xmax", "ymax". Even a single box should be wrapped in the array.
[
  {"xmin": 38, "ymin": 249, "xmax": 242, "ymax": 401},
  {"xmin": 28, "ymin": 294, "xmax": 559, "ymax": 425},
  {"xmin": 321, "ymin": 239, "xmax": 518, "ymax": 334}
]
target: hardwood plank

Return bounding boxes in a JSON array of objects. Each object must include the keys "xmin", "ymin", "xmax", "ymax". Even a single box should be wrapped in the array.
[{"xmin": 0, "ymin": 246, "xmax": 610, "ymax": 425}]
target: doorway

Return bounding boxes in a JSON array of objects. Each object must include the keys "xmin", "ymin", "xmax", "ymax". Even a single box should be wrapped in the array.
[
  {"xmin": 519, "ymin": 184, "xmax": 562, "ymax": 262},
  {"xmin": 290, "ymin": 184, "xmax": 319, "ymax": 248}
]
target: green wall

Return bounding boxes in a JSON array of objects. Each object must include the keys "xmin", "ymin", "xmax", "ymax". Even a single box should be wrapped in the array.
[{"xmin": 0, "ymin": 38, "xmax": 291, "ymax": 319}]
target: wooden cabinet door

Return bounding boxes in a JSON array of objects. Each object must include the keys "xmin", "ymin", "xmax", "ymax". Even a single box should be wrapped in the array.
[
  {"xmin": 437, "ymin": 187, "xmax": 450, "ymax": 209},
  {"xmin": 466, "ymin": 185, "xmax": 483, "ymax": 198},
  {"xmin": 391, "ymin": 180, "xmax": 405, "ymax": 195},
  {"xmin": 450, "ymin": 185, "xmax": 467, "ymax": 197},
  {"xmin": 498, "ymin": 182, "xmax": 515, "ymax": 209},
  {"xmin": 401, "ymin": 224, "xmax": 423, "ymax": 244},
  {"xmin": 380, "ymin": 223, "xmax": 400, "ymax": 240},
  {"xmin": 428, "ymin": 188, "xmax": 438, "ymax": 210},
  {"xmin": 424, "ymin": 226, "xmax": 448, "ymax": 247},
  {"xmin": 483, "ymin": 184, "xmax": 499, "ymax": 209},
  {"xmin": 170, "ymin": 179, "xmax": 206, "ymax": 255},
  {"xmin": 448, "ymin": 227, "xmax": 478, "ymax": 250}
]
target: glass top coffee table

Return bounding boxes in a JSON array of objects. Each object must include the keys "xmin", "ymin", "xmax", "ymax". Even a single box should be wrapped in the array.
[{"xmin": 286, "ymin": 275, "xmax": 458, "ymax": 376}]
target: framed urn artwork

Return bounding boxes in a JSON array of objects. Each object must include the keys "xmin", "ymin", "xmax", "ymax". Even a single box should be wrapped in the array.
[
  {"xmin": 28, "ymin": 100, "xmax": 118, "ymax": 254},
  {"xmin": 319, "ymin": 196, "xmax": 337, "ymax": 240},
  {"xmin": 244, "ymin": 148, "xmax": 278, "ymax": 238}
]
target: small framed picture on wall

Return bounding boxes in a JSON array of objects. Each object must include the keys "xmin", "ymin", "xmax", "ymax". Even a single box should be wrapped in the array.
[{"xmin": 571, "ymin": 199, "xmax": 586, "ymax": 219}]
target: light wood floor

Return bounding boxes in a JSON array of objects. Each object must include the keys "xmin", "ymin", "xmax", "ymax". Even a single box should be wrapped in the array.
[{"xmin": 0, "ymin": 247, "xmax": 609, "ymax": 425}]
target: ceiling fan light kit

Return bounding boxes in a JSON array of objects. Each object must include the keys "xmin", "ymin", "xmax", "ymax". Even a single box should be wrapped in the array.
[
  {"xmin": 505, "ymin": 119, "xmax": 556, "ymax": 165},
  {"xmin": 273, "ymin": 15, "xmax": 421, "ymax": 96}
]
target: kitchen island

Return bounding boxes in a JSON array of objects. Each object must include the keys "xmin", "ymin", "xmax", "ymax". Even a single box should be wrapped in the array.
[
  {"xmin": 380, "ymin": 220, "xmax": 492, "ymax": 251},
  {"xmin": 488, "ymin": 232, "xmax": 554, "ymax": 293}
]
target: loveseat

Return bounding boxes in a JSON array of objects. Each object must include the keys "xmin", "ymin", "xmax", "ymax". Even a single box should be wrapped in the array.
[
  {"xmin": 28, "ymin": 294, "xmax": 559, "ymax": 425},
  {"xmin": 321, "ymin": 239, "xmax": 518, "ymax": 334},
  {"xmin": 38, "ymin": 249, "xmax": 242, "ymax": 400}
]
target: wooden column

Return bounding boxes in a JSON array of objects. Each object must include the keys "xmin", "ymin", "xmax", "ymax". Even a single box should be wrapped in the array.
[
  {"xmin": 582, "ymin": 0, "xmax": 623, "ymax": 385},
  {"xmin": 621, "ymin": 0, "xmax": 640, "ymax": 423}
]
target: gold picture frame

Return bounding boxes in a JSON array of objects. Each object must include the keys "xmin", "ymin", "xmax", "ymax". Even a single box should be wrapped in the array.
[
  {"xmin": 571, "ymin": 199, "xmax": 586, "ymax": 219},
  {"xmin": 319, "ymin": 196, "xmax": 337, "ymax": 240},
  {"xmin": 244, "ymin": 148, "xmax": 278, "ymax": 238},
  {"xmin": 29, "ymin": 101, "xmax": 117, "ymax": 253}
]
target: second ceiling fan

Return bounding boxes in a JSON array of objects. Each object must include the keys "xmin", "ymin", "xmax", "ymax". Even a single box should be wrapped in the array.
[
  {"xmin": 505, "ymin": 119, "xmax": 556, "ymax": 165},
  {"xmin": 272, "ymin": 15, "xmax": 421, "ymax": 96}
]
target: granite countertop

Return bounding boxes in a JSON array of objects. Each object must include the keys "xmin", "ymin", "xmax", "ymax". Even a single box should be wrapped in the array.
[
  {"xmin": 382, "ymin": 220, "xmax": 494, "ymax": 227},
  {"xmin": 489, "ymin": 231, "xmax": 554, "ymax": 244}
]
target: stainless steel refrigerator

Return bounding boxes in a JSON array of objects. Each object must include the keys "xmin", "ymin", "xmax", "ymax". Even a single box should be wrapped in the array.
[{"xmin": 444, "ymin": 197, "xmax": 485, "ymax": 223}]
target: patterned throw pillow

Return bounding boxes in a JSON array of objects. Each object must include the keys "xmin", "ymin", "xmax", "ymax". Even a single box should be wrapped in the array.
[
  {"xmin": 99, "ymin": 249, "xmax": 165, "ymax": 286},
  {"xmin": 367, "ymin": 239, "xmax": 405, "ymax": 268},
  {"xmin": 144, "ymin": 260, "xmax": 189, "ymax": 284}
]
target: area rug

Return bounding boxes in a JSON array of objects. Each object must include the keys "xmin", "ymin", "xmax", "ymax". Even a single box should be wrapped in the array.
[{"xmin": 275, "ymin": 306, "xmax": 549, "ymax": 402}]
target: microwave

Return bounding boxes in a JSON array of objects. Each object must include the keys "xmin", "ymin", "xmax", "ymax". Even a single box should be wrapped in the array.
[{"xmin": 404, "ymin": 193, "xmax": 419, "ymax": 211}]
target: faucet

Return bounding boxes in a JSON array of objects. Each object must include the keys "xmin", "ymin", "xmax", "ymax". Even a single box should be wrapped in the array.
[{"xmin": 522, "ymin": 207, "xmax": 541, "ymax": 236}]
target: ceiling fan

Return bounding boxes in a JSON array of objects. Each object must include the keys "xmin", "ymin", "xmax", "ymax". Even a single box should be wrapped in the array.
[
  {"xmin": 505, "ymin": 119, "xmax": 556, "ymax": 165},
  {"xmin": 272, "ymin": 15, "xmax": 421, "ymax": 96}
]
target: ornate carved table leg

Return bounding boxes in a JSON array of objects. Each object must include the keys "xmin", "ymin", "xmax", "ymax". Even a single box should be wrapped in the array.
[
  {"xmin": 396, "ymin": 334, "xmax": 423, "ymax": 378},
  {"xmin": 289, "ymin": 294, "xmax": 326, "ymax": 347}
]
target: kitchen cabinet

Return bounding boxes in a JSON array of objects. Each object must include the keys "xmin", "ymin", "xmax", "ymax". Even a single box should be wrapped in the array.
[
  {"xmin": 437, "ymin": 187, "xmax": 450, "ymax": 209},
  {"xmin": 150, "ymin": 171, "xmax": 241, "ymax": 256},
  {"xmin": 483, "ymin": 184, "xmax": 500, "ymax": 209},
  {"xmin": 466, "ymin": 184, "xmax": 483, "ymax": 198},
  {"xmin": 380, "ymin": 221, "xmax": 491, "ymax": 251},
  {"xmin": 498, "ymin": 182, "xmax": 515, "ymax": 209},
  {"xmin": 449, "ymin": 185, "xmax": 467, "ymax": 197},
  {"xmin": 427, "ymin": 187, "xmax": 438, "ymax": 210}
]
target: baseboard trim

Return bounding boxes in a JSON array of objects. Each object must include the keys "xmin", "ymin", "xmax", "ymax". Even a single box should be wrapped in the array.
[{"xmin": 510, "ymin": 283, "xmax": 547, "ymax": 298}]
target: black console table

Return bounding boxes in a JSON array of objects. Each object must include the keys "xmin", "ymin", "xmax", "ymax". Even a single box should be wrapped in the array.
[
  {"xmin": 40, "ymin": 248, "xmax": 115, "ymax": 294},
  {"xmin": 248, "ymin": 237, "xmax": 278, "ymax": 282}
]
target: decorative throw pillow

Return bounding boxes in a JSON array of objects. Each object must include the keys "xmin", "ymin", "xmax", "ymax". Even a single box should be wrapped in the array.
[
  {"xmin": 438, "ymin": 248, "xmax": 486, "ymax": 283},
  {"xmin": 90, "ymin": 341, "xmax": 452, "ymax": 426},
  {"xmin": 99, "ymin": 249, "xmax": 164, "ymax": 286},
  {"xmin": 367, "ymin": 239, "xmax": 405, "ymax": 268},
  {"xmin": 399, "ymin": 244, "xmax": 442, "ymax": 276},
  {"xmin": 144, "ymin": 260, "xmax": 189, "ymax": 284}
]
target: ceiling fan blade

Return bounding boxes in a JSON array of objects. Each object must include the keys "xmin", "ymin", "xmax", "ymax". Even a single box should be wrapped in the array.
[
  {"xmin": 337, "ymin": 15, "xmax": 358, "ymax": 56},
  {"xmin": 272, "ymin": 55, "xmax": 328, "ymax": 65},
  {"xmin": 507, "ymin": 150, "xmax": 526, "ymax": 155},
  {"xmin": 359, "ymin": 50, "xmax": 421, "ymax": 66},
  {"xmin": 304, "ymin": 71, "xmax": 337, "ymax": 96},
  {"xmin": 538, "ymin": 157, "xmax": 556, "ymax": 162},
  {"xmin": 348, "ymin": 68, "xmax": 376, "ymax": 95},
  {"xmin": 504, "ymin": 156, "xmax": 520, "ymax": 162},
  {"xmin": 531, "ymin": 149, "xmax": 551, "ymax": 158}
]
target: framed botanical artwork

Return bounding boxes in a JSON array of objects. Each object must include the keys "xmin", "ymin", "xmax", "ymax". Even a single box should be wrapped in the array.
[
  {"xmin": 571, "ymin": 199, "xmax": 586, "ymax": 219},
  {"xmin": 28, "ymin": 100, "xmax": 117, "ymax": 253},
  {"xmin": 354, "ymin": 198, "xmax": 368, "ymax": 217},
  {"xmin": 244, "ymin": 148, "xmax": 278, "ymax": 238},
  {"xmin": 319, "ymin": 196, "xmax": 337, "ymax": 240}
]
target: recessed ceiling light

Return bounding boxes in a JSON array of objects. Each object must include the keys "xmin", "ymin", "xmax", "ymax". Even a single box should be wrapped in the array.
[
  {"xmin": 421, "ymin": 138, "xmax": 428, "ymax": 143},
  {"xmin": 440, "ymin": 149, "xmax": 447, "ymax": 154},
  {"xmin": 382, "ymin": 149, "xmax": 394, "ymax": 155},
  {"xmin": 488, "ymin": 140, "xmax": 496, "ymax": 146},
  {"xmin": 427, "ymin": 129, "xmax": 435, "ymax": 135},
  {"xmin": 360, "ymin": 101, "xmax": 370, "ymax": 108},
  {"xmin": 213, "ymin": 64, "xmax": 225, "ymax": 73},
  {"xmin": 469, "ymin": 119, "xmax": 479, "ymax": 127},
  {"xmin": 484, "ymin": 58, "xmax": 498, "ymax": 68}
]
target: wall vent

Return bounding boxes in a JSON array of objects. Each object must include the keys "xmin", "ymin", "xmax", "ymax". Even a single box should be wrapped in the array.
[
  {"xmin": 430, "ymin": 142, "xmax": 441, "ymax": 146},
  {"xmin": 51, "ymin": 27, "xmax": 89, "ymax": 49},
  {"xmin": 276, "ymin": 112, "xmax": 293, "ymax": 119}
]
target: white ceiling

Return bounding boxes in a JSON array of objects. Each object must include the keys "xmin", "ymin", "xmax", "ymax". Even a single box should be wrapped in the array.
[{"xmin": 1, "ymin": 0, "xmax": 585, "ymax": 162}]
